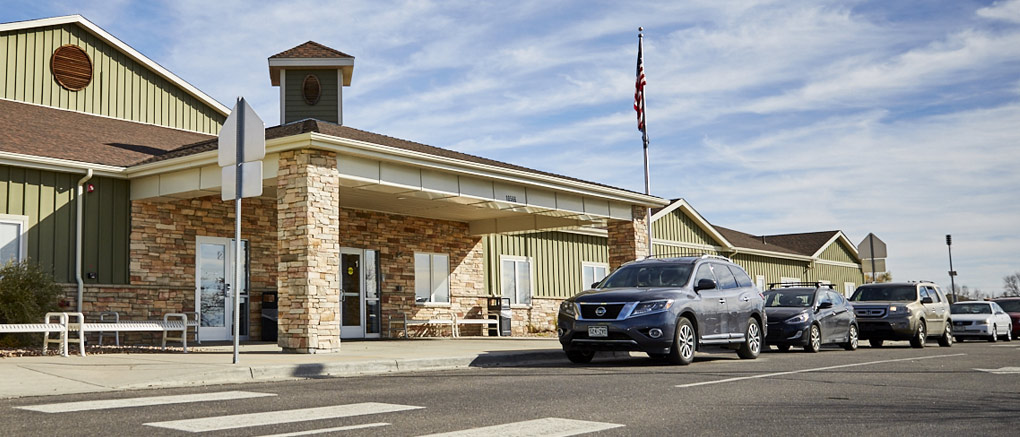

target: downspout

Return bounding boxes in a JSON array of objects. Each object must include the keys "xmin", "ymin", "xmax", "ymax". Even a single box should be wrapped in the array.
[{"xmin": 76, "ymin": 169, "xmax": 93, "ymax": 313}]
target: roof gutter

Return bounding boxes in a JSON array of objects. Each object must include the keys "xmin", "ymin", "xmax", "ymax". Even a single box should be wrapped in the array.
[{"xmin": 75, "ymin": 168, "xmax": 93, "ymax": 313}]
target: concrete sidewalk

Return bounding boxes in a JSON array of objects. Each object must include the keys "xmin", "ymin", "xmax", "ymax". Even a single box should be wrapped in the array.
[{"xmin": 0, "ymin": 338, "xmax": 571, "ymax": 400}]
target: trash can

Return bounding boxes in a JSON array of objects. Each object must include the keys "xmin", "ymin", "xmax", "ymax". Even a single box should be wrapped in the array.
[
  {"xmin": 261, "ymin": 291, "xmax": 278, "ymax": 342},
  {"xmin": 487, "ymin": 297, "xmax": 512, "ymax": 336}
]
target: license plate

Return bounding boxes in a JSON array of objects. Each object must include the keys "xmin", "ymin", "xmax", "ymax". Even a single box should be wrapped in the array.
[{"xmin": 588, "ymin": 326, "xmax": 608, "ymax": 337}]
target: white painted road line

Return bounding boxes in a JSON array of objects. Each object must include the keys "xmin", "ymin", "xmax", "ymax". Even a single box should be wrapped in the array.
[
  {"xmin": 17, "ymin": 391, "xmax": 276, "ymax": 413},
  {"xmin": 676, "ymin": 353, "xmax": 966, "ymax": 388},
  {"xmin": 418, "ymin": 417, "xmax": 625, "ymax": 437},
  {"xmin": 145, "ymin": 402, "xmax": 423, "ymax": 433},
  {"xmin": 974, "ymin": 367, "xmax": 1020, "ymax": 374},
  {"xmin": 256, "ymin": 422, "xmax": 390, "ymax": 437}
]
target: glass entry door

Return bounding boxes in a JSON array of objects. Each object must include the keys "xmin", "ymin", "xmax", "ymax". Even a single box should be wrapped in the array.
[
  {"xmin": 340, "ymin": 248, "xmax": 381, "ymax": 339},
  {"xmin": 196, "ymin": 236, "xmax": 249, "ymax": 341}
]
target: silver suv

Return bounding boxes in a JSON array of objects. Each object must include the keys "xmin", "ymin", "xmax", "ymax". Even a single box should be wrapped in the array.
[{"xmin": 849, "ymin": 281, "xmax": 953, "ymax": 348}]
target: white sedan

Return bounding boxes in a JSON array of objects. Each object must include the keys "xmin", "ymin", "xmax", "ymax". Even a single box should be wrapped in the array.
[{"xmin": 951, "ymin": 301, "xmax": 1013, "ymax": 342}]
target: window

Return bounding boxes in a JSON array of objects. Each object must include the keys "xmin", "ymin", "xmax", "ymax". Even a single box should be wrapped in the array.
[
  {"xmin": 693, "ymin": 265, "xmax": 715, "ymax": 286},
  {"xmin": 712, "ymin": 264, "xmax": 738, "ymax": 289},
  {"xmin": 756, "ymin": 275, "xmax": 766, "ymax": 292},
  {"xmin": 729, "ymin": 266, "xmax": 754, "ymax": 288},
  {"xmin": 925, "ymin": 286, "xmax": 942, "ymax": 302},
  {"xmin": 844, "ymin": 282, "xmax": 856, "ymax": 298},
  {"xmin": 582, "ymin": 262, "xmax": 609, "ymax": 289},
  {"xmin": 501, "ymin": 256, "xmax": 532, "ymax": 306},
  {"xmin": 0, "ymin": 215, "xmax": 28, "ymax": 265},
  {"xmin": 781, "ymin": 277, "xmax": 800, "ymax": 285},
  {"xmin": 414, "ymin": 253, "xmax": 449, "ymax": 303},
  {"xmin": 919, "ymin": 287, "xmax": 932, "ymax": 302}
]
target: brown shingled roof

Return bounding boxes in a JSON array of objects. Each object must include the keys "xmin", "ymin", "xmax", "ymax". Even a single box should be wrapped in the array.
[
  {"xmin": 712, "ymin": 225, "xmax": 840, "ymax": 257},
  {"xmin": 140, "ymin": 119, "xmax": 644, "ymax": 195},
  {"xmin": 0, "ymin": 99, "xmax": 214, "ymax": 167},
  {"xmin": 269, "ymin": 41, "xmax": 354, "ymax": 59}
]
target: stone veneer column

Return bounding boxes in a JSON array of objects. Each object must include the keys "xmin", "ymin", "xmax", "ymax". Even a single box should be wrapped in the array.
[
  {"xmin": 277, "ymin": 150, "xmax": 341, "ymax": 353},
  {"xmin": 607, "ymin": 205, "xmax": 650, "ymax": 270}
]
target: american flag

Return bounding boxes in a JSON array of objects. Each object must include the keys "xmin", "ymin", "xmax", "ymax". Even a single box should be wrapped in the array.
[{"xmin": 634, "ymin": 34, "xmax": 647, "ymax": 140}]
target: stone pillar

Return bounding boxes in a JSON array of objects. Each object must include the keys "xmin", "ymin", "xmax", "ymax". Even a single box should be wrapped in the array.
[
  {"xmin": 607, "ymin": 205, "xmax": 650, "ymax": 270},
  {"xmin": 276, "ymin": 150, "xmax": 341, "ymax": 353}
]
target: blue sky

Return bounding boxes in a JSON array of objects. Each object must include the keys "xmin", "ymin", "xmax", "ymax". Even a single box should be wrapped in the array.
[{"xmin": 5, "ymin": 0, "xmax": 1020, "ymax": 295}]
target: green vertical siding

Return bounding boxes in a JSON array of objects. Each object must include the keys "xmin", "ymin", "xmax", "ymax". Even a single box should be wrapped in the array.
[
  {"xmin": 732, "ymin": 254, "xmax": 808, "ymax": 287},
  {"xmin": 652, "ymin": 243, "xmax": 721, "ymax": 258},
  {"xmin": 818, "ymin": 240, "xmax": 857, "ymax": 264},
  {"xmin": 485, "ymin": 231, "xmax": 608, "ymax": 299},
  {"xmin": 0, "ymin": 165, "xmax": 129, "ymax": 284},
  {"xmin": 809, "ymin": 262, "xmax": 865, "ymax": 295},
  {"xmin": 1, "ymin": 23, "xmax": 224, "ymax": 134},
  {"xmin": 652, "ymin": 210, "xmax": 720, "ymax": 247},
  {"xmin": 284, "ymin": 69, "xmax": 339, "ymax": 123}
]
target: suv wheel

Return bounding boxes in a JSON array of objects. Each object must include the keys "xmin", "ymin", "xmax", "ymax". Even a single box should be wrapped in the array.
[
  {"xmin": 869, "ymin": 338, "xmax": 884, "ymax": 348},
  {"xmin": 1005, "ymin": 329, "xmax": 1013, "ymax": 342},
  {"xmin": 988, "ymin": 326, "xmax": 998, "ymax": 343},
  {"xmin": 565, "ymin": 350, "xmax": 594, "ymax": 364},
  {"xmin": 938, "ymin": 324, "xmax": 953, "ymax": 347},
  {"xmin": 667, "ymin": 317, "xmax": 696, "ymax": 365},
  {"xmin": 736, "ymin": 318, "xmax": 762, "ymax": 359},
  {"xmin": 804, "ymin": 324, "xmax": 821, "ymax": 353},
  {"xmin": 843, "ymin": 324, "xmax": 859, "ymax": 351},
  {"xmin": 910, "ymin": 321, "xmax": 927, "ymax": 348}
]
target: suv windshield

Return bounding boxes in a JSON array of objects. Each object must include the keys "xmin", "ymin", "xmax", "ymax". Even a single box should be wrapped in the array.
[
  {"xmin": 850, "ymin": 285, "xmax": 917, "ymax": 302},
  {"xmin": 951, "ymin": 303, "xmax": 992, "ymax": 314},
  {"xmin": 995, "ymin": 300, "xmax": 1020, "ymax": 312},
  {"xmin": 764, "ymin": 289, "xmax": 814, "ymax": 307},
  {"xmin": 598, "ymin": 263, "xmax": 694, "ymax": 289}
]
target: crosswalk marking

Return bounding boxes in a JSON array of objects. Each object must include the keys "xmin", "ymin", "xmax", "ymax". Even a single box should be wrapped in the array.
[
  {"xmin": 418, "ymin": 418, "xmax": 625, "ymax": 437},
  {"xmin": 17, "ymin": 391, "xmax": 276, "ymax": 413},
  {"xmin": 256, "ymin": 422, "xmax": 389, "ymax": 437},
  {"xmin": 145, "ymin": 402, "xmax": 423, "ymax": 433},
  {"xmin": 974, "ymin": 366, "xmax": 1020, "ymax": 374}
]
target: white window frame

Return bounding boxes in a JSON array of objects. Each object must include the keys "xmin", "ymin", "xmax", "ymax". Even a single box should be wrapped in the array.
[
  {"xmin": 414, "ymin": 252, "xmax": 450, "ymax": 305},
  {"xmin": 844, "ymin": 282, "xmax": 856, "ymax": 298},
  {"xmin": 0, "ymin": 214, "xmax": 29, "ymax": 264},
  {"xmin": 756, "ymin": 275, "xmax": 766, "ymax": 292},
  {"xmin": 581, "ymin": 261, "xmax": 609, "ymax": 290},
  {"xmin": 500, "ymin": 255, "xmax": 533, "ymax": 307}
]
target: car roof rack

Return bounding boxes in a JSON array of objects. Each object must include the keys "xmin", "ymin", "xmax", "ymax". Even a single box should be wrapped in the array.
[
  {"xmin": 767, "ymin": 282, "xmax": 834, "ymax": 290},
  {"xmin": 699, "ymin": 254, "xmax": 733, "ymax": 263}
]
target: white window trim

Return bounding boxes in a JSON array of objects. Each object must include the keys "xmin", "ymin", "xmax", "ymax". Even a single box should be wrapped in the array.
[
  {"xmin": 500, "ymin": 255, "xmax": 534, "ymax": 308},
  {"xmin": 756, "ymin": 275, "xmax": 766, "ymax": 292},
  {"xmin": 581, "ymin": 261, "xmax": 609, "ymax": 289},
  {"xmin": 0, "ymin": 214, "xmax": 29, "ymax": 263},
  {"xmin": 415, "ymin": 252, "xmax": 451, "ymax": 304},
  {"xmin": 844, "ymin": 282, "xmax": 856, "ymax": 298}
]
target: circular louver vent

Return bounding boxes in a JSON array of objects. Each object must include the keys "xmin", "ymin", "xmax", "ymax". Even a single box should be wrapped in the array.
[
  {"xmin": 302, "ymin": 74, "xmax": 321, "ymax": 105},
  {"xmin": 51, "ymin": 45, "xmax": 93, "ymax": 91}
]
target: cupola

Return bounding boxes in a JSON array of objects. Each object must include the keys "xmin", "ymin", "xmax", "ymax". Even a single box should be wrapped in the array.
[{"xmin": 268, "ymin": 41, "xmax": 354, "ymax": 125}]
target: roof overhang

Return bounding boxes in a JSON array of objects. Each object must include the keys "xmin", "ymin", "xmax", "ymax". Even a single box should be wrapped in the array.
[
  {"xmin": 0, "ymin": 151, "xmax": 126, "ymax": 177},
  {"xmin": 650, "ymin": 198, "xmax": 733, "ymax": 248},
  {"xmin": 811, "ymin": 231, "xmax": 863, "ymax": 262},
  {"xmin": 269, "ymin": 58, "xmax": 355, "ymax": 86},
  {"xmin": 0, "ymin": 15, "xmax": 230, "ymax": 116}
]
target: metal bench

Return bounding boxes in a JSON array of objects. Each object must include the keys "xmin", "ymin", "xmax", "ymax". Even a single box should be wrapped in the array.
[
  {"xmin": 93, "ymin": 311, "xmax": 201, "ymax": 346},
  {"xmin": 388, "ymin": 312, "xmax": 455, "ymax": 338},
  {"xmin": 453, "ymin": 314, "xmax": 501, "ymax": 337},
  {"xmin": 0, "ymin": 312, "xmax": 71, "ymax": 357},
  {"xmin": 64, "ymin": 312, "xmax": 194, "ymax": 356}
]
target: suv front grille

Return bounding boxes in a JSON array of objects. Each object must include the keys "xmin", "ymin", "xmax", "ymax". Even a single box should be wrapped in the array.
[
  {"xmin": 855, "ymin": 308, "xmax": 887, "ymax": 318},
  {"xmin": 579, "ymin": 303, "xmax": 626, "ymax": 320}
]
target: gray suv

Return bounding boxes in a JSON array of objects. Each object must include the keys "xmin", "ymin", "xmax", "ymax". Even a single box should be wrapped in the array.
[
  {"xmin": 849, "ymin": 282, "xmax": 954, "ymax": 348},
  {"xmin": 557, "ymin": 255, "xmax": 766, "ymax": 365}
]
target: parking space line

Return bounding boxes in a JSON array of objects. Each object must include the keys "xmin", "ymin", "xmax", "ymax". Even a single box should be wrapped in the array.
[
  {"xmin": 17, "ymin": 391, "xmax": 276, "ymax": 413},
  {"xmin": 256, "ymin": 422, "xmax": 389, "ymax": 437},
  {"xmin": 145, "ymin": 402, "xmax": 422, "ymax": 432},
  {"xmin": 675, "ymin": 353, "xmax": 966, "ymax": 388},
  {"xmin": 418, "ymin": 417, "xmax": 625, "ymax": 437}
]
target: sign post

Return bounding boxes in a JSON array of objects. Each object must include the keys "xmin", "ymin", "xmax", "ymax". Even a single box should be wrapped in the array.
[
  {"xmin": 218, "ymin": 97, "xmax": 265, "ymax": 364},
  {"xmin": 857, "ymin": 233, "xmax": 887, "ymax": 283}
]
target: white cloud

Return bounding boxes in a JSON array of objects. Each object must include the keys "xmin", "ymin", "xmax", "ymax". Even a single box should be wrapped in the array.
[{"xmin": 977, "ymin": 0, "xmax": 1020, "ymax": 23}]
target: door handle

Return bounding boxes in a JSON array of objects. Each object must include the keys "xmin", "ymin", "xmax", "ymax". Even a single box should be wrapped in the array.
[
  {"xmin": 718, "ymin": 298, "xmax": 726, "ymax": 304},
  {"xmin": 741, "ymin": 296, "xmax": 750, "ymax": 302}
]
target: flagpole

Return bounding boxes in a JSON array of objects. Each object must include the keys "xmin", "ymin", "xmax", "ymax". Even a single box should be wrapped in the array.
[{"xmin": 638, "ymin": 27, "xmax": 653, "ymax": 258}]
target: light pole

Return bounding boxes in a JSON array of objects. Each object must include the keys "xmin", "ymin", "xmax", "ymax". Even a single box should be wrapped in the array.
[{"xmin": 946, "ymin": 234, "xmax": 957, "ymax": 303}]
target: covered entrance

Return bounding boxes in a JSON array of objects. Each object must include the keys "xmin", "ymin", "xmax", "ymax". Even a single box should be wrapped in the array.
[
  {"xmin": 341, "ymin": 247, "xmax": 381, "ymax": 339},
  {"xmin": 196, "ymin": 236, "xmax": 251, "ymax": 342}
]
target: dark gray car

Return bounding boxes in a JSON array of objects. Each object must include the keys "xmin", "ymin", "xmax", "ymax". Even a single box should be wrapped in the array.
[{"xmin": 557, "ymin": 255, "xmax": 766, "ymax": 365}]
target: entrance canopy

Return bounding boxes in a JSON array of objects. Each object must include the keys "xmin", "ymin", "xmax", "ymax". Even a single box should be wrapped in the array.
[{"xmin": 128, "ymin": 120, "xmax": 666, "ymax": 234}]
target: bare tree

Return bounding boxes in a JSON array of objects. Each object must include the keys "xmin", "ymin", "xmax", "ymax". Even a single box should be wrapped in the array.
[
  {"xmin": 1004, "ymin": 272, "xmax": 1020, "ymax": 297},
  {"xmin": 865, "ymin": 271, "xmax": 893, "ymax": 283}
]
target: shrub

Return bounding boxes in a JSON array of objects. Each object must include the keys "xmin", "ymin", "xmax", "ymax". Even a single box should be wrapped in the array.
[{"xmin": 0, "ymin": 260, "xmax": 62, "ymax": 347}]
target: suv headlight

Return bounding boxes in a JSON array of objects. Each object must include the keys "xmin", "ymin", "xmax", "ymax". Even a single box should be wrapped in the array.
[
  {"xmin": 889, "ymin": 305, "xmax": 910, "ymax": 314},
  {"xmin": 785, "ymin": 313, "xmax": 809, "ymax": 324},
  {"xmin": 559, "ymin": 301, "xmax": 578, "ymax": 318},
  {"xmin": 630, "ymin": 299, "xmax": 674, "ymax": 317}
]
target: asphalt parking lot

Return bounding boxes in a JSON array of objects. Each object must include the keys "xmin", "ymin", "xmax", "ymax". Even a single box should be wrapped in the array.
[{"xmin": 2, "ymin": 340, "xmax": 1017, "ymax": 436}]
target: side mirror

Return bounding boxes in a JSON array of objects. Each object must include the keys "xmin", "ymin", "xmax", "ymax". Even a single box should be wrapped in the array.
[
  {"xmin": 694, "ymin": 278, "xmax": 717, "ymax": 292},
  {"xmin": 591, "ymin": 282, "xmax": 601, "ymax": 289},
  {"xmin": 921, "ymin": 297, "xmax": 934, "ymax": 304},
  {"xmin": 817, "ymin": 302, "xmax": 833, "ymax": 310}
]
